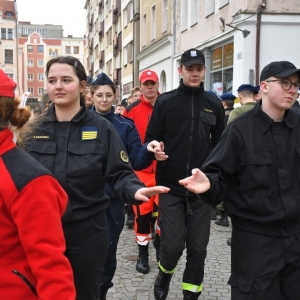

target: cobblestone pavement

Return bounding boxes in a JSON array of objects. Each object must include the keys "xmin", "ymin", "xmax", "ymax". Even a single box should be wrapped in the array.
[{"xmin": 107, "ymin": 219, "xmax": 232, "ymax": 300}]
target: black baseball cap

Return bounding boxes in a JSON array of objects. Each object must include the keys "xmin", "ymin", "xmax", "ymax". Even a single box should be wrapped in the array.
[
  {"xmin": 180, "ymin": 48, "xmax": 205, "ymax": 67},
  {"xmin": 260, "ymin": 61, "xmax": 300, "ymax": 82}
]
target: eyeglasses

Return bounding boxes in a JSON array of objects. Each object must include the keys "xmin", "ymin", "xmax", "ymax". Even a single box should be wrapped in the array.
[{"xmin": 265, "ymin": 79, "xmax": 300, "ymax": 91}]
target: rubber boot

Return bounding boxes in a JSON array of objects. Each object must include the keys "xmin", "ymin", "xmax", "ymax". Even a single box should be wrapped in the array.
[
  {"xmin": 136, "ymin": 244, "xmax": 149, "ymax": 274},
  {"xmin": 154, "ymin": 269, "xmax": 173, "ymax": 300},
  {"xmin": 125, "ymin": 205, "xmax": 134, "ymax": 227},
  {"xmin": 183, "ymin": 290, "xmax": 201, "ymax": 300},
  {"xmin": 153, "ymin": 234, "xmax": 161, "ymax": 262},
  {"xmin": 98, "ymin": 288, "xmax": 108, "ymax": 300},
  {"xmin": 215, "ymin": 212, "xmax": 229, "ymax": 227}
]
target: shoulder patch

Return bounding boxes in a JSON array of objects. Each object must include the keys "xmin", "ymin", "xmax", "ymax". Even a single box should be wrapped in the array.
[{"xmin": 120, "ymin": 150, "xmax": 129, "ymax": 163}]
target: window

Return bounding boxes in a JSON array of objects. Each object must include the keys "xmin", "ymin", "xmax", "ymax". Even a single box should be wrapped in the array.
[
  {"xmin": 28, "ymin": 87, "xmax": 34, "ymax": 94},
  {"xmin": 5, "ymin": 50, "xmax": 13, "ymax": 64},
  {"xmin": 123, "ymin": 6, "xmax": 128, "ymax": 27},
  {"xmin": 27, "ymin": 45, "xmax": 33, "ymax": 53},
  {"xmin": 219, "ymin": 0, "xmax": 229, "ymax": 9},
  {"xmin": 151, "ymin": 5, "xmax": 156, "ymax": 41},
  {"xmin": 65, "ymin": 46, "xmax": 71, "ymax": 54},
  {"xmin": 8, "ymin": 29, "xmax": 13, "ymax": 40},
  {"xmin": 43, "ymin": 29, "xmax": 47, "ymax": 35},
  {"xmin": 205, "ymin": 0, "xmax": 215, "ymax": 16},
  {"xmin": 28, "ymin": 59, "xmax": 34, "ymax": 67},
  {"xmin": 128, "ymin": 41, "xmax": 133, "ymax": 63},
  {"xmin": 1, "ymin": 28, "xmax": 6, "ymax": 39},
  {"xmin": 210, "ymin": 42, "xmax": 234, "ymax": 96},
  {"xmin": 181, "ymin": 0, "xmax": 188, "ymax": 31},
  {"xmin": 38, "ymin": 74, "xmax": 44, "ymax": 81},
  {"xmin": 107, "ymin": 59, "xmax": 112, "ymax": 76},
  {"xmin": 191, "ymin": 0, "xmax": 198, "ymax": 26},
  {"xmin": 162, "ymin": 0, "xmax": 168, "ymax": 33},
  {"xmin": 28, "ymin": 74, "xmax": 33, "ymax": 80},
  {"xmin": 38, "ymin": 45, "xmax": 44, "ymax": 53},
  {"xmin": 142, "ymin": 14, "xmax": 147, "ymax": 46},
  {"xmin": 38, "ymin": 60, "xmax": 44, "ymax": 67},
  {"xmin": 74, "ymin": 46, "xmax": 79, "ymax": 54},
  {"xmin": 128, "ymin": 1, "xmax": 133, "ymax": 22},
  {"xmin": 123, "ymin": 47, "xmax": 128, "ymax": 66},
  {"xmin": 6, "ymin": 73, "xmax": 13, "ymax": 79},
  {"xmin": 38, "ymin": 88, "xmax": 44, "ymax": 95}
]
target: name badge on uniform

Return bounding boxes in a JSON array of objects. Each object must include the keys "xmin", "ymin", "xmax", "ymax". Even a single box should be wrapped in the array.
[{"xmin": 81, "ymin": 126, "xmax": 98, "ymax": 141}]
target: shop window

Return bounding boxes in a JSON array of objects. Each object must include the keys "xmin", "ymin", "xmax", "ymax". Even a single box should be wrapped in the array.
[{"xmin": 210, "ymin": 42, "xmax": 233, "ymax": 96}]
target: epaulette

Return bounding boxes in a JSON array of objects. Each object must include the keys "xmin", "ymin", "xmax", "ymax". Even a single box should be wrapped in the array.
[
  {"xmin": 156, "ymin": 89, "xmax": 177, "ymax": 100},
  {"xmin": 117, "ymin": 114, "xmax": 134, "ymax": 123}
]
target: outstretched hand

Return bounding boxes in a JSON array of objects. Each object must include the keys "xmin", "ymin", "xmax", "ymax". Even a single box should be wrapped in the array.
[
  {"xmin": 179, "ymin": 168, "xmax": 210, "ymax": 194},
  {"xmin": 147, "ymin": 141, "xmax": 168, "ymax": 161},
  {"xmin": 135, "ymin": 186, "xmax": 170, "ymax": 202}
]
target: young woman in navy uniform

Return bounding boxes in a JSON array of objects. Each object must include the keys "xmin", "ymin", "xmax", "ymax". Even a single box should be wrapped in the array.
[{"xmin": 21, "ymin": 56, "xmax": 169, "ymax": 300}]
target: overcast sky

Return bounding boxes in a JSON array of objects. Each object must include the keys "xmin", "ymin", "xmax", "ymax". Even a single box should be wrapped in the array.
[{"xmin": 17, "ymin": 0, "xmax": 86, "ymax": 37}]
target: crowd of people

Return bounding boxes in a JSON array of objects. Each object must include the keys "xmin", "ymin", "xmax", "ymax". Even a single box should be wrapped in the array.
[{"xmin": 1, "ymin": 51, "xmax": 300, "ymax": 300}]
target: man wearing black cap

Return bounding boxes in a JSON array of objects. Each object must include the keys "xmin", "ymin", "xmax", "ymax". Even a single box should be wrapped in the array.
[
  {"xmin": 227, "ymin": 84, "xmax": 258, "ymax": 124},
  {"xmin": 145, "ymin": 48, "xmax": 225, "ymax": 300},
  {"xmin": 179, "ymin": 60, "xmax": 300, "ymax": 299}
]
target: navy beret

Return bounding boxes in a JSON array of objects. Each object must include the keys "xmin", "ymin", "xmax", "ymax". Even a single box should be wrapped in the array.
[
  {"xmin": 206, "ymin": 90, "xmax": 219, "ymax": 99},
  {"xmin": 91, "ymin": 72, "xmax": 114, "ymax": 86},
  {"xmin": 220, "ymin": 93, "xmax": 236, "ymax": 101},
  {"xmin": 237, "ymin": 84, "xmax": 258, "ymax": 94}
]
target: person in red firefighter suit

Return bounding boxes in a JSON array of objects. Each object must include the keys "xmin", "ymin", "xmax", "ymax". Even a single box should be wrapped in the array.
[
  {"xmin": 0, "ymin": 69, "xmax": 76, "ymax": 300},
  {"xmin": 145, "ymin": 49, "xmax": 225, "ymax": 300},
  {"xmin": 179, "ymin": 61, "xmax": 300, "ymax": 300},
  {"xmin": 21, "ymin": 56, "xmax": 170, "ymax": 300},
  {"xmin": 122, "ymin": 69, "xmax": 160, "ymax": 274}
]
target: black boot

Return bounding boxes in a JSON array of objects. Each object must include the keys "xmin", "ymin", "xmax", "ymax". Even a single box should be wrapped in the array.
[
  {"xmin": 98, "ymin": 288, "xmax": 108, "ymax": 300},
  {"xmin": 153, "ymin": 234, "xmax": 161, "ymax": 262},
  {"xmin": 183, "ymin": 290, "xmax": 201, "ymax": 300},
  {"xmin": 154, "ymin": 269, "xmax": 173, "ymax": 300},
  {"xmin": 136, "ymin": 244, "xmax": 149, "ymax": 274},
  {"xmin": 211, "ymin": 207, "xmax": 217, "ymax": 220},
  {"xmin": 125, "ymin": 205, "xmax": 134, "ymax": 227},
  {"xmin": 215, "ymin": 212, "xmax": 229, "ymax": 227}
]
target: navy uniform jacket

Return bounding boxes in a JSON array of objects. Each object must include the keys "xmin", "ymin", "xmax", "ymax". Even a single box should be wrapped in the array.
[
  {"xmin": 90, "ymin": 105, "xmax": 154, "ymax": 203},
  {"xmin": 145, "ymin": 80, "xmax": 225, "ymax": 196},
  {"xmin": 201, "ymin": 102, "xmax": 300, "ymax": 236},
  {"xmin": 25, "ymin": 104, "xmax": 145, "ymax": 223}
]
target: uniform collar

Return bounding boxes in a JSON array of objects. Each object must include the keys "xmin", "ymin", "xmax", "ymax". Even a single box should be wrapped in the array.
[
  {"xmin": 91, "ymin": 106, "xmax": 115, "ymax": 120},
  {"xmin": 253, "ymin": 101, "xmax": 297, "ymax": 134},
  {"xmin": 45, "ymin": 102, "xmax": 87, "ymax": 123},
  {"xmin": 177, "ymin": 79, "xmax": 204, "ymax": 96}
]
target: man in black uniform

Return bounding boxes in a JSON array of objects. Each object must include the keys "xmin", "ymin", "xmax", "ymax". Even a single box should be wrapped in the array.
[
  {"xmin": 220, "ymin": 92, "xmax": 235, "ymax": 125},
  {"xmin": 145, "ymin": 48, "xmax": 225, "ymax": 300},
  {"xmin": 179, "ymin": 61, "xmax": 300, "ymax": 300}
]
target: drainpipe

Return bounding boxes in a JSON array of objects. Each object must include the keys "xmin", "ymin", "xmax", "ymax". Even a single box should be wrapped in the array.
[{"xmin": 255, "ymin": 1, "xmax": 266, "ymax": 85}]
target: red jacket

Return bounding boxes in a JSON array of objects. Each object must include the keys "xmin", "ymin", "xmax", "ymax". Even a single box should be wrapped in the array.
[
  {"xmin": 0, "ymin": 128, "xmax": 75, "ymax": 300},
  {"xmin": 123, "ymin": 94, "xmax": 156, "ymax": 174}
]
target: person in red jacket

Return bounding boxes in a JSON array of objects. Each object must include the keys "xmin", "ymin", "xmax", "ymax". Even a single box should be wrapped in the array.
[
  {"xmin": 0, "ymin": 69, "xmax": 76, "ymax": 300},
  {"xmin": 122, "ymin": 69, "xmax": 160, "ymax": 273}
]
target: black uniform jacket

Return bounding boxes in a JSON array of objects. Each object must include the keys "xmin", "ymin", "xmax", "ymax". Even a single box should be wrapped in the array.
[
  {"xmin": 25, "ymin": 104, "xmax": 145, "ymax": 222},
  {"xmin": 145, "ymin": 80, "xmax": 225, "ymax": 196},
  {"xmin": 201, "ymin": 102, "xmax": 300, "ymax": 236}
]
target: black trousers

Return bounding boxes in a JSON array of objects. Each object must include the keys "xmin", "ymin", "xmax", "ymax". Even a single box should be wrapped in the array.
[
  {"xmin": 158, "ymin": 193, "xmax": 211, "ymax": 286},
  {"xmin": 229, "ymin": 228, "xmax": 300, "ymax": 300},
  {"xmin": 63, "ymin": 212, "xmax": 109, "ymax": 300},
  {"xmin": 100, "ymin": 199, "xmax": 125, "ymax": 290}
]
